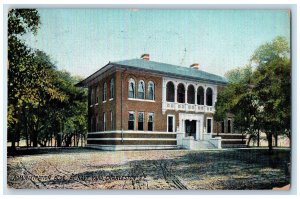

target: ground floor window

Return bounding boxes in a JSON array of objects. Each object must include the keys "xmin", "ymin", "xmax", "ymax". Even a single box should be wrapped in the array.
[
  {"xmin": 148, "ymin": 113, "xmax": 154, "ymax": 131},
  {"xmin": 207, "ymin": 118, "xmax": 212, "ymax": 133},
  {"xmin": 138, "ymin": 112, "xmax": 144, "ymax": 131},
  {"xmin": 221, "ymin": 121, "xmax": 224, "ymax": 133},
  {"xmin": 228, "ymin": 119, "xmax": 231, "ymax": 133},
  {"xmin": 128, "ymin": 112, "xmax": 135, "ymax": 130},
  {"xmin": 168, "ymin": 115, "xmax": 175, "ymax": 132},
  {"xmin": 96, "ymin": 114, "xmax": 99, "ymax": 131},
  {"xmin": 110, "ymin": 111, "xmax": 114, "ymax": 130},
  {"xmin": 103, "ymin": 112, "xmax": 106, "ymax": 131}
]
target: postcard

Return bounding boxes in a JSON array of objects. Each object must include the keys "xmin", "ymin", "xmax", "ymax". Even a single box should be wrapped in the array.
[{"xmin": 6, "ymin": 7, "xmax": 291, "ymax": 191}]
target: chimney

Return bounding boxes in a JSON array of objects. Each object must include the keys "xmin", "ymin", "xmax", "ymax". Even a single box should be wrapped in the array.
[
  {"xmin": 190, "ymin": 63, "xmax": 200, "ymax": 69},
  {"xmin": 141, "ymin": 54, "xmax": 150, "ymax": 61}
]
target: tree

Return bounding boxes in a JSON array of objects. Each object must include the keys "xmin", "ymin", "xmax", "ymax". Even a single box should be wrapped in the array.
[
  {"xmin": 215, "ymin": 36, "xmax": 291, "ymax": 153},
  {"xmin": 8, "ymin": 9, "xmax": 88, "ymax": 151},
  {"xmin": 8, "ymin": 9, "xmax": 41, "ymax": 151}
]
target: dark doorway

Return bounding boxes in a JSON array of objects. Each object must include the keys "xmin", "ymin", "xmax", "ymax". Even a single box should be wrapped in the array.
[{"xmin": 185, "ymin": 120, "xmax": 196, "ymax": 139}]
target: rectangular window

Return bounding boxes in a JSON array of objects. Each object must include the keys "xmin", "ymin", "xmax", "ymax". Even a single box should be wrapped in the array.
[
  {"xmin": 90, "ymin": 117, "xmax": 94, "ymax": 132},
  {"xmin": 90, "ymin": 88, "xmax": 95, "ymax": 105},
  {"xmin": 138, "ymin": 112, "xmax": 144, "ymax": 131},
  {"xmin": 96, "ymin": 86, "xmax": 99, "ymax": 104},
  {"xmin": 168, "ymin": 115, "xmax": 174, "ymax": 132},
  {"xmin": 221, "ymin": 121, "xmax": 224, "ymax": 133},
  {"xmin": 103, "ymin": 112, "xmax": 106, "ymax": 131},
  {"xmin": 103, "ymin": 83, "xmax": 107, "ymax": 102},
  {"xmin": 148, "ymin": 113, "xmax": 154, "ymax": 131},
  {"xmin": 128, "ymin": 112, "xmax": 135, "ymax": 130},
  {"xmin": 96, "ymin": 115, "xmax": 99, "ymax": 131},
  {"xmin": 207, "ymin": 118, "xmax": 212, "ymax": 133},
  {"xmin": 228, "ymin": 119, "xmax": 231, "ymax": 133},
  {"xmin": 111, "ymin": 111, "xmax": 114, "ymax": 130}
]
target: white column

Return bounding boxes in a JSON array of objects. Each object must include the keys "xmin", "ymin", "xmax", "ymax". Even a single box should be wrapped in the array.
[
  {"xmin": 174, "ymin": 83, "xmax": 177, "ymax": 103},
  {"xmin": 162, "ymin": 79, "xmax": 166, "ymax": 102},
  {"xmin": 182, "ymin": 119, "xmax": 186, "ymax": 136},
  {"xmin": 184, "ymin": 84, "xmax": 187, "ymax": 104},
  {"xmin": 162, "ymin": 79, "xmax": 166, "ymax": 114},
  {"xmin": 194, "ymin": 89, "xmax": 197, "ymax": 105},
  {"xmin": 204, "ymin": 87, "xmax": 207, "ymax": 106},
  {"xmin": 196, "ymin": 120, "xmax": 200, "ymax": 140}
]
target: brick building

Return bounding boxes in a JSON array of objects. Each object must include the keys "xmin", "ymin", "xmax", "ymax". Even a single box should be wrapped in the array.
[{"xmin": 77, "ymin": 54, "xmax": 239, "ymax": 150}]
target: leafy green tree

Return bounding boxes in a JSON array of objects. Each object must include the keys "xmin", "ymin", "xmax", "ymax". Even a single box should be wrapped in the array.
[
  {"xmin": 8, "ymin": 9, "xmax": 41, "ymax": 151},
  {"xmin": 8, "ymin": 9, "xmax": 88, "ymax": 151},
  {"xmin": 215, "ymin": 36, "xmax": 291, "ymax": 153}
]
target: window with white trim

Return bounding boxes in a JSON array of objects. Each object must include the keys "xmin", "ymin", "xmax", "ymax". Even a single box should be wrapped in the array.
[
  {"xmin": 228, "ymin": 119, "xmax": 231, "ymax": 133},
  {"xmin": 103, "ymin": 83, "xmax": 107, "ymax": 102},
  {"xmin": 148, "ymin": 113, "xmax": 154, "ymax": 131},
  {"xmin": 128, "ymin": 78, "xmax": 135, "ymax": 98},
  {"xmin": 96, "ymin": 86, "xmax": 99, "ymax": 104},
  {"xmin": 128, "ymin": 112, "xmax": 135, "ymax": 130},
  {"xmin": 103, "ymin": 112, "xmax": 106, "ymax": 131},
  {"xmin": 207, "ymin": 118, "xmax": 212, "ymax": 133},
  {"xmin": 147, "ymin": 81, "xmax": 155, "ymax": 100},
  {"xmin": 167, "ymin": 115, "xmax": 175, "ymax": 132},
  {"xmin": 138, "ymin": 80, "xmax": 145, "ymax": 99},
  {"xmin": 96, "ymin": 114, "xmax": 99, "ymax": 131},
  {"xmin": 110, "ymin": 78, "xmax": 114, "ymax": 99},
  {"xmin": 111, "ymin": 111, "xmax": 114, "ymax": 130},
  {"xmin": 138, "ymin": 112, "xmax": 144, "ymax": 131}
]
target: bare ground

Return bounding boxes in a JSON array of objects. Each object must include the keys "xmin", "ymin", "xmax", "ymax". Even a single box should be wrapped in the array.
[{"xmin": 7, "ymin": 148, "xmax": 290, "ymax": 190}]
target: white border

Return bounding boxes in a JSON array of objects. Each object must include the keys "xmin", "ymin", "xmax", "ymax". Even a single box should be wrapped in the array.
[{"xmin": 1, "ymin": 1, "xmax": 298, "ymax": 198}]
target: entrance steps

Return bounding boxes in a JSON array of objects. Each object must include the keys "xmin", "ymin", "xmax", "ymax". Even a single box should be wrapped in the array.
[
  {"xmin": 181, "ymin": 136, "xmax": 221, "ymax": 150},
  {"xmin": 212, "ymin": 133, "xmax": 247, "ymax": 148}
]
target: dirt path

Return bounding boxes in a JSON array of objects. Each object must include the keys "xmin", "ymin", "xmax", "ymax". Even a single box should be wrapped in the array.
[{"xmin": 7, "ymin": 148, "xmax": 290, "ymax": 190}]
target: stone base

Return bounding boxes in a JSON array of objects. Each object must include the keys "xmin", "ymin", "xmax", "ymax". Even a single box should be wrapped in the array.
[{"xmin": 87, "ymin": 144, "xmax": 180, "ymax": 151}]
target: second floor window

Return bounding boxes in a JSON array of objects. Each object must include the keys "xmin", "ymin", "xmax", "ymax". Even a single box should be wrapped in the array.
[
  {"xmin": 138, "ymin": 80, "xmax": 145, "ymax": 99},
  {"xmin": 103, "ymin": 83, "xmax": 107, "ymax": 102},
  {"xmin": 128, "ymin": 78, "xmax": 135, "ymax": 98},
  {"xmin": 96, "ymin": 86, "xmax": 99, "ymax": 104},
  {"xmin": 147, "ymin": 81, "xmax": 154, "ymax": 100},
  {"xmin": 206, "ymin": 87, "xmax": 213, "ymax": 106},
  {"xmin": 110, "ymin": 78, "xmax": 114, "ymax": 99}
]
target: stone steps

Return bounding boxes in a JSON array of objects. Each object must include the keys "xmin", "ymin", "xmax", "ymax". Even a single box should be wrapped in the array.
[{"xmin": 213, "ymin": 133, "xmax": 247, "ymax": 148}]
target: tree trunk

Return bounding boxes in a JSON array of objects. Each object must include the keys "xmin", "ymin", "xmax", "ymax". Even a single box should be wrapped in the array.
[
  {"xmin": 275, "ymin": 132, "xmax": 278, "ymax": 147},
  {"xmin": 267, "ymin": 132, "xmax": 273, "ymax": 154},
  {"xmin": 257, "ymin": 130, "xmax": 260, "ymax": 147},
  {"xmin": 32, "ymin": 130, "xmax": 38, "ymax": 147}
]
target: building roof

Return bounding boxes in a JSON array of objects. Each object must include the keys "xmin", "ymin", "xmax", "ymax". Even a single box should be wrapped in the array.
[
  {"xmin": 76, "ymin": 58, "xmax": 228, "ymax": 87},
  {"xmin": 112, "ymin": 59, "xmax": 228, "ymax": 85}
]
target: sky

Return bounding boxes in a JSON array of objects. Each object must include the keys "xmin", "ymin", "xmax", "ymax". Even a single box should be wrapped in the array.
[{"xmin": 23, "ymin": 9, "xmax": 290, "ymax": 78}]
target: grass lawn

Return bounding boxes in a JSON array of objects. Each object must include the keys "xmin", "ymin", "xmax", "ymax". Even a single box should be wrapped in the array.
[{"xmin": 7, "ymin": 148, "xmax": 290, "ymax": 190}]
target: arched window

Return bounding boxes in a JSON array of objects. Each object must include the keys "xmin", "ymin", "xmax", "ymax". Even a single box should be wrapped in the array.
[
  {"xmin": 197, "ymin": 86, "xmax": 204, "ymax": 105},
  {"xmin": 96, "ymin": 85, "xmax": 99, "ymax": 103},
  {"xmin": 177, "ymin": 83, "xmax": 185, "ymax": 103},
  {"xmin": 128, "ymin": 78, "xmax": 135, "ymax": 98},
  {"xmin": 206, "ymin": 87, "xmax": 213, "ymax": 106},
  {"xmin": 103, "ymin": 83, "xmax": 107, "ymax": 101},
  {"xmin": 90, "ymin": 87, "xmax": 95, "ymax": 104},
  {"xmin": 138, "ymin": 80, "xmax": 145, "ymax": 99},
  {"xmin": 187, "ymin": 85, "xmax": 195, "ymax": 104},
  {"xmin": 147, "ymin": 81, "xmax": 155, "ymax": 100},
  {"xmin": 166, "ymin": 81, "xmax": 175, "ymax": 102},
  {"xmin": 110, "ymin": 78, "xmax": 114, "ymax": 99}
]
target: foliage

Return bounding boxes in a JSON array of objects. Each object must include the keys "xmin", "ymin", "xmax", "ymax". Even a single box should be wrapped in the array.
[
  {"xmin": 215, "ymin": 36, "xmax": 291, "ymax": 151},
  {"xmin": 8, "ymin": 9, "xmax": 87, "ymax": 149}
]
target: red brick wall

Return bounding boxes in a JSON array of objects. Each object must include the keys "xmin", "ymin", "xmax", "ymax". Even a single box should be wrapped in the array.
[{"xmin": 88, "ymin": 66, "xmax": 229, "ymax": 134}]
